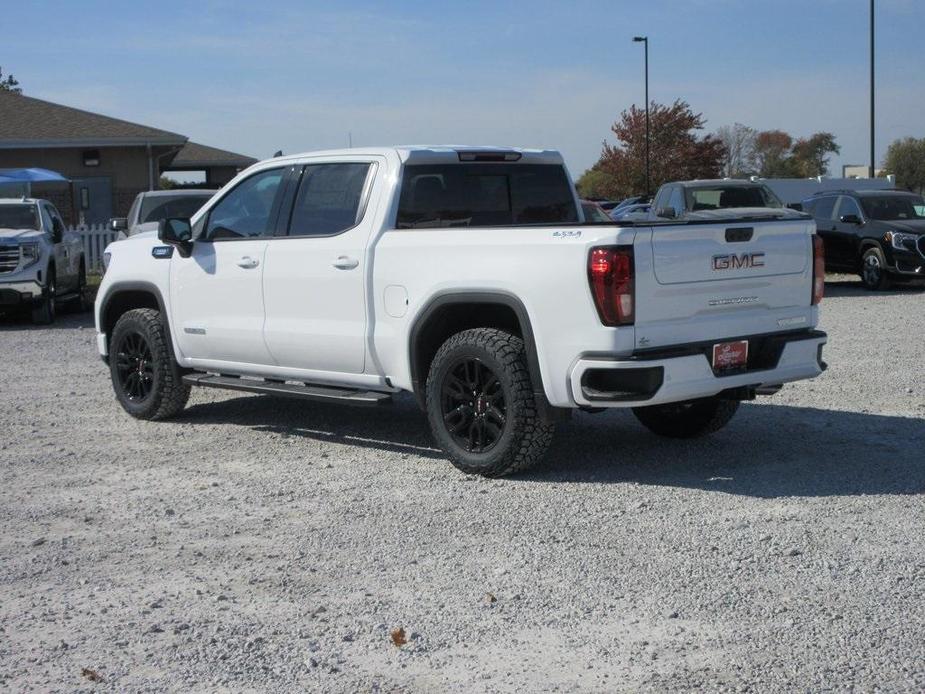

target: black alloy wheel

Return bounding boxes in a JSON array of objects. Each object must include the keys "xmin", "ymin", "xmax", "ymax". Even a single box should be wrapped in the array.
[
  {"xmin": 441, "ymin": 357, "xmax": 507, "ymax": 453},
  {"xmin": 114, "ymin": 331, "xmax": 156, "ymax": 402}
]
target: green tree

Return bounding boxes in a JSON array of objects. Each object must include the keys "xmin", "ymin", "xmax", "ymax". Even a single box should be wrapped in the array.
[
  {"xmin": 882, "ymin": 137, "xmax": 925, "ymax": 193},
  {"xmin": 592, "ymin": 100, "xmax": 726, "ymax": 200},
  {"xmin": 791, "ymin": 132, "xmax": 840, "ymax": 177},
  {"xmin": 0, "ymin": 66, "xmax": 21, "ymax": 93},
  {"xmin": 575, "ymin": 167, "xmax": 612, "ymax": 199}
]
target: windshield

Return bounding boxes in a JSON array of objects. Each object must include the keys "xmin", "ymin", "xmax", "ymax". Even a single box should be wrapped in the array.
[
  {"xmin": 686, "ymin": 185, "xmax": 782, "ymax": 211},
  {"xmin": 139, "ymin": 194, "xmax": 212, "ymax": 224},
  {"xmin": 0, "ymin": 204, "xmax": 40, "ymax": 230},
  {"xmin": 860, "ymin": 195, "xmax": 925, "ymax": 221}
]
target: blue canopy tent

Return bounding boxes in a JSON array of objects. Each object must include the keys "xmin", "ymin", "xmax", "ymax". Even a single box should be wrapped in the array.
[
  {"xmin": 0, "ymin": 167, "xmax": 70, "ymax": 185},
  {"xmin": 0, "ymin": 168, "xmax": 75, "ymax": 222}
]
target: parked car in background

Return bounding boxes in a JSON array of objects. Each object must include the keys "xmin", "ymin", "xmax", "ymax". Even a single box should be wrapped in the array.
[
  {"xmin": 581, "ymin": 199, "xmax": 612, "ymax": 222},
  {"xmin": 96, "ymin": 145, "xmax": 826, "ymax": 478},
  {"xmin": 650, "ymin": 180, "xmax": 786, "ymax": 220},
  {"xmin": 609, "ymin": 203, "xmax": 651, "ymax": 221},
  {"xmin": 802, "ymin": 189, "xmax": 925, "ymax": 290},
  {"xmin": 0, "ymin": 197, "xmax": 87, "ymax": 323},
  {"xmin": 110, "ymin": 189, "xmax": 217, "ymax": 238},
  {"xmin": 610, "ymin": 195, "xmax": 651, "ymax": 215}
]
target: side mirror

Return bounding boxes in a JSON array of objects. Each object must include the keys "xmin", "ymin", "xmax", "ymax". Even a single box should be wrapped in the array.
[
  {"xmin": 655, "ymin": 206, "xmax": 677, "ymax": 219},
  {"xmin": 51, "ymin": 217, "xmax": 63, "ymax": 244},
  {"xmin": 110, "ymin": 217, "xmax": 127, "ymax": 232},
  {"xmin": 840, "ymin": 214, "xmax": 861, "ymax": 225},
  {"xmin": 158, "ymin": 218, "xmax": 193, "ymax": 257}
]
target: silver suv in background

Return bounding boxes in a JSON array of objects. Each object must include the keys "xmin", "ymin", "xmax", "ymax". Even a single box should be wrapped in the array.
[
  {"xmin": 0, "ymin": 198, "xmax": 87, "ymax": 323},
  {"xmin": 651, "ymin": 179, "xmax": 788, "ymax": 220},
  {"xmin": 110, "ymin": 189, "xmax": 217, "ymax": 238}
]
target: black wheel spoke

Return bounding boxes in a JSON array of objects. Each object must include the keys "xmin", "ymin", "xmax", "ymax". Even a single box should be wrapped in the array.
[
  {"xmin": 441, "ymin": 357, "xmax": 507, "ymax": 454},
  {"xmin": 115, "ymin": 331, "xmax": 156, "ymax": 402}
]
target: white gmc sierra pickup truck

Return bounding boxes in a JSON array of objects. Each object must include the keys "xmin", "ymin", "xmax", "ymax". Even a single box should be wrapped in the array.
[{"xmin": 95, "ymin": 146, "xmax": 827, "ymax": 477}]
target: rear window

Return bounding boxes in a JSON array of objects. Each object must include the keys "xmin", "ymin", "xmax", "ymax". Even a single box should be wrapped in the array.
[
  {"xmin": 0, "ymin": 204, "xmax": 39, "ymax": 230},
  {"xmin": 139, "ymin": 194, "xmax": 213, "ymax": 224},
  {"xmin": 396, "ymin": 164, "xmax": 577, "ymax": 228},
  {"xmin": 687, "ymin": 185, "xmax": 781, "ymax": 211}
]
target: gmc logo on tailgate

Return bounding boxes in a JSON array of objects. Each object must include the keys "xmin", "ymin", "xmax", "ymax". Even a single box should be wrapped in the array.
[{"xmin": 712, "ymin": 252, "xmax": 765, "ymax": 270}]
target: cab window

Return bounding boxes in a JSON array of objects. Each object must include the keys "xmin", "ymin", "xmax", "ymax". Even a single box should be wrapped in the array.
[
  {"xmin": 205, "ymin": 168, "xmax": 285, "ymax": 240},
  {"xmin": 286, "ymin": 163, "xmax": 373, "ymax": 237}
]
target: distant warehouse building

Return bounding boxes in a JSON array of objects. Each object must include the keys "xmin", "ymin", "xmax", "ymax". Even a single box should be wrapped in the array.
[{"xmin": 0, "ymin": 91, "xmax": 257, "ymax": 224}]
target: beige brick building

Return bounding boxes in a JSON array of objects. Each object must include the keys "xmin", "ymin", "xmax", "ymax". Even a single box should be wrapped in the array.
[{"xmin": 0, "ymin": 91, "xmax": 256, "ymax": 225}]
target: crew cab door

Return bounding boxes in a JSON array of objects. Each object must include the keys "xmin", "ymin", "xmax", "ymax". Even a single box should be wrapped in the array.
[
  {"xmin": 169, "ymin": 167, "xmax": 286, "ymax": 366},
  {"xmin": 830, "ymin": 195, "xmax": 865, "ymax": 267},
  {"xmin": 262, "ymin": 159, "xmax": 380, "ymax": 374}
]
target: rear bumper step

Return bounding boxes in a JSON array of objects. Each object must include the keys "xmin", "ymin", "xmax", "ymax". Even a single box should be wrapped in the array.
[
  {"xmin": 182, "ymin": 373, "xmax": 393, "ymax": 407},
  {"xmin": 570, "ymin": 330, "xmax": 827, "ymax": 408}
]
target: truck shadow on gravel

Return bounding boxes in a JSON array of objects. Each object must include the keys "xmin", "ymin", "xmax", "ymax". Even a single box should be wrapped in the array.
[
  {"xmin": 182, "ymin": 394, "xmax": 925, "ymax": 498},
  {"xmin": 824, "ymin": 279, "xmax": 925, "ymax": 298}
]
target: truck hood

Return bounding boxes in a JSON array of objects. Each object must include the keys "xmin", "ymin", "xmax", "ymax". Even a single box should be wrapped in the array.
[
  {"xmin": 882, "ymin": 219, "xmax": 925, "ymax": 235},
  {"xmin": 130, "ymin": 222, "xmax": 159, "ymax": 236},
  {"xmin": 0, "ymin": 228, "xmax": 44, "ymax": 242}
]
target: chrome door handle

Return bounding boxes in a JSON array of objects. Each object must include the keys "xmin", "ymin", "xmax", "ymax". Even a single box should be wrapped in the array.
[
  {"xmin": 237, "ymin": 256, "xmax": 259, "ymax": 269},
  {"xmin": 332, "ymin": 255, "xmax": 359, "ymax": 270}
]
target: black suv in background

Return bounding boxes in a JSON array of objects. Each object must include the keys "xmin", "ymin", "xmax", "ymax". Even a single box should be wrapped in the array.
[{"xmin": 802, "ymin": 189, "xmax": 925, "ymax": 290}]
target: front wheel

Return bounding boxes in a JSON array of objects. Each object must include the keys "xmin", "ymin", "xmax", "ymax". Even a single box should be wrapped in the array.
[
  {"xmin": 110, "ymin": 308, "xmax": 190, "ymax": 420},
  {"xmin": 632, "ymin": 397, "xmax": 739, "ymax": 438},
  {"xmin": 425, "ymin": 328, "xmax": 554, "ymax": 477},
  {"xmin": 31, "ymin": 268, "xmax": 56, "ymax": 325},
  {"xmin": 860, "ymin": 246, "xmax": 891, "ymax": 291}
]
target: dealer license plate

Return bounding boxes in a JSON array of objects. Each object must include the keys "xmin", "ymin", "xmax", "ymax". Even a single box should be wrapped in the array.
[{"xmin": 712, "ymin": 340, "xmax": 749, "ymax": 372}]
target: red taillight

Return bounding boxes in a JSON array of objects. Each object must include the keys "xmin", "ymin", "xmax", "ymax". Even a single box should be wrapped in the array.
[
  {"xmin": 812, "ymin": 235, "xmax": 825, "ymax": 305},
  {"xmin": 588, "ymin": 246, "xmax": 634, "ymax": 325}
]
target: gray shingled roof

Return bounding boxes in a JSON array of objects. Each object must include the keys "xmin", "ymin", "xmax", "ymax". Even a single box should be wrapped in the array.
[
  {"xmin": 0, "ymin": 91, "xmax": 187, "ymax": 147},
  {"xmin": 170, "ymin": 141, "xmax": 257, "ymax": 168}
]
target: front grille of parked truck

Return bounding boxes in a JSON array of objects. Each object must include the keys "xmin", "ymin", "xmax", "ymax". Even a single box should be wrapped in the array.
[{"xmin": 0, "ymin": 245, "xmax": 20, "ymax": 273}]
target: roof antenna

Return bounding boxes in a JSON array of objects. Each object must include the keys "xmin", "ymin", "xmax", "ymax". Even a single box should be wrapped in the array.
[
  {"xmin": 272, "ymin": 150, "xmax": 283, "ymax": 158},
  {"xmin": 348, "ymin": 132, "xmax": 353, "ymax": 148}
]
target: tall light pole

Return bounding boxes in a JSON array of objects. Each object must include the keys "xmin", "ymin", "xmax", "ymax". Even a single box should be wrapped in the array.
[
  {"xmin": 869, "ymin": 0, "xmax": 875, "ymax": 178},
  {"xmin": 633, "ymin": 36, "xmax": 650, "ymax": 195}
]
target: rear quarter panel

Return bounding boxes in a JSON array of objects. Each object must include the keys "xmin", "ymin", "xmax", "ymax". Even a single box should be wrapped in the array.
[{"xmin": 371, "ymin": 224, "xmax": 637, "ymax": 407}]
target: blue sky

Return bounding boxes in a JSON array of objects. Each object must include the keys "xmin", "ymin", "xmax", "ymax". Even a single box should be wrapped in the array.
[{"xmin": 4, "ymin": 0, "xmax": 923, "ymax": 176}]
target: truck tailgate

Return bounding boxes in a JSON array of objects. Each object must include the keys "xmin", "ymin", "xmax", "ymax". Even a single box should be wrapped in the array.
[{"xmin": 633, "ymin": 218, "xmax": 817, "ymax": 348}]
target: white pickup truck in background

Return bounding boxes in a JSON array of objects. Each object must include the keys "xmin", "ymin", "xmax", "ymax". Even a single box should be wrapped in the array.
[{"xmin": 95, "ymin": 146, "xmax": 827, "ymax": 477}]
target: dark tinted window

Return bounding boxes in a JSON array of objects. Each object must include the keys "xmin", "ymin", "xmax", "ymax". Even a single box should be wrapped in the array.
[
  {"xmin": 687, "ymin": 185, "xmax": 781, "ymax": 210},
  {"xmin": 287, "ymin": 163, "xmax": 372, "ymax": 237},
  {"xmin": 836, "ymin": 196, "xmax": 863, "ymax": 220},
  {"xmin": 812, "ymin": 195, "xmax": 837, "ymax": 221},
  {"xmin": 206, "ymin": 168, "xmax": 284, "ymax": 239},
  {"xmin": 0, "ymin": 204, "xmax": 39, "ymax": 230},
  {"xmin": 860, "ymin": 195, "xmax": 925, "ymax": 221},
  {"xmin": 139, "ymin": 194, "xmax": 213, "ymax": 224},
  {"xmin": 396, "ymin": 164, "xmax": 577, "ymax": 228}
]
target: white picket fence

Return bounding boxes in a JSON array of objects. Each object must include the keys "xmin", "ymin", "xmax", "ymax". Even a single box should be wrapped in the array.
[{"xmin": 71, "ymin": 224, "xmax": 119, "ymax": 274}]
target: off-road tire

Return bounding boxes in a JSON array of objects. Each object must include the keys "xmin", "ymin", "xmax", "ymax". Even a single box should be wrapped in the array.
[
  {"xmin": 66, "ymin": 262, "xmax": 91, "ymax": 312},
  {"xmin": 632, "ymin": 397, "xmax": 740, "ymax": 438},
  {"xmin": 31, "ymin": 267, "xmax": 56, "ymax": 325},
  {"xmin": 109, "ymin": 308, "xmax": 190, "ymax": 420},
  {"xmin": 425, "ymin": 328, "xmax": 554, "ymax": 477},
  {"xmin": 860, "ymin": 245, "xmax": 891, "ymax": 291}
]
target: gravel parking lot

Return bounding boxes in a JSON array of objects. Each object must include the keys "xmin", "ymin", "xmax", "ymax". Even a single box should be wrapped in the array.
[{"xmin": 1, "ymin": 275, "xmax": 923, "ymax": 693}]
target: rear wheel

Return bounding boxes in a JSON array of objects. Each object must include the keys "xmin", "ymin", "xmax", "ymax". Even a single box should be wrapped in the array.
[
  {"xmin": 860, "ymin": 246, "xmax": 891, "ymax": 291},
  {"xmin": 110, "ymin": 308, "xmax": 190, "ymax": 420},
  {"xmin": 425, "ymin": 328, "xmax": 554, "ymax": 477},
  {"xmin": 31, "ymin": 268, "xmax": 56, "ymax": 325},
  {"xmin": 632, "ymin": 397, "xmax": 739, "ymax": 438}
]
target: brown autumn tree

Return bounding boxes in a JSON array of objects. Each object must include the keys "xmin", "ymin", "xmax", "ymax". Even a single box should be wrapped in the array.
[
  {"xmin": 754, "ymin": 130, "xmax": 796, "ymax": 177},
  {"xmin": 590, "ymin": 100, "xmax": 725, "ymax": 200}
]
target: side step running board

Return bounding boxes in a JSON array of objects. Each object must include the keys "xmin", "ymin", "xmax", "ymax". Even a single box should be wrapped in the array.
[{"xmin": 182, "ymin": 373, "xmax": 393, "ymax": 407}]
